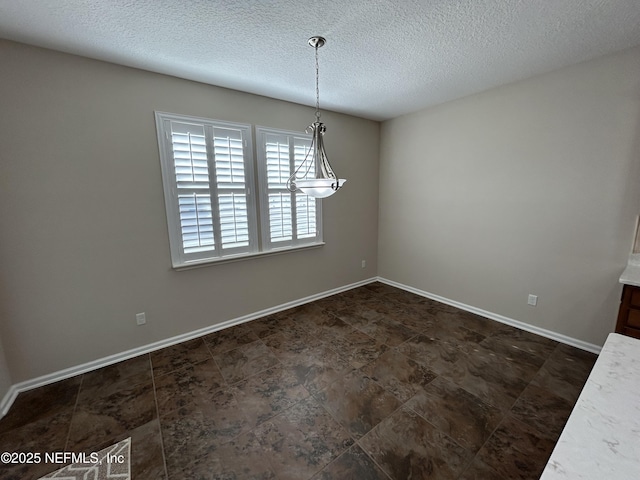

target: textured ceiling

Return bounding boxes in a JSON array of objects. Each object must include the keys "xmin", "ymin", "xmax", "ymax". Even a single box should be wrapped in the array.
[{"xmin": 1, "ymin": 0, "xmax": 640, "ymax": 121}]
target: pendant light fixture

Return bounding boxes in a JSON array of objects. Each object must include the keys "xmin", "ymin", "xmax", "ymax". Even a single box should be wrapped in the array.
[{"xmin": 286, "ymin": 36, "xmax": 346, "ymax": 199}]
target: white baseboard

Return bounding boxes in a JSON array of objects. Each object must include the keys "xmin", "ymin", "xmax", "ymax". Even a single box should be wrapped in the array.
[
  {"xmin": 0, "ymin": 277, "xmax": 377, "ymax": 417},
  {"xmin": 377, "ymin": 277, "xmax": 602, "ymax": 355},
  {"xmin": 0, "ymin": 385, "xmax": 19, "ymax": 419}
]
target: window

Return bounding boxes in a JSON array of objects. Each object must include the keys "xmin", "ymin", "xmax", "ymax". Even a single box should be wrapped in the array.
[
  {"xmin": 155, "ymin": 112, "xmax": 322, "ymax": 268},
  {"xmin": 256, "ymin": 127, "xmax": 321, "ymax": 251}
]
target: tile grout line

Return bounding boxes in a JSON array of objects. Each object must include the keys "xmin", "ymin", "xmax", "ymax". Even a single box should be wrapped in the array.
[
  {"xmin": 355, "ymin": 394, "xmax": 434, "ymax": 480},
  {"xmin": 199, "ymin": 331, "xmax": 325, "ymax": 476},
  {"xmin": 402, "ymin": 399, "xmax": 480, "ymax": 479},
  {"xmin": 305, "ymin": 391, "xmax": 369, "ymax": 478},
  {"xmin": 150, "ymin": 353, "xmax": 171, "ymax": 480},
  {"xmin": 303, "ymin": 298, "xmax": 451, "ymax": 477},
  {"xmin": 334, "ymin": 302, "xmax": 454, "ymax": 473},
  {"xmin": 160, "ymin": 336, "xmax": 260, "ymax": 455},
  {"xmin": 317, "ymin": 441, "xmax": 395, "ymax": 480},
  {"xmin": 201, "ymin": 335, "xmax": 232, "ymax": 390},
  {"xmin": 63, "ymin": 375, "xmax": 84, "ymax": 453},
  {"xmin": 271, "ymin": 305, "xmax": 400, "ymax": 478},
  {"xmin": 461, "ymin": 344, "xmax": 560, "ymax": 480}
]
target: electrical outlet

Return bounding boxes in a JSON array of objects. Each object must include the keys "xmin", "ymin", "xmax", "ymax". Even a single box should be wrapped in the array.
[
  {"xmin": 136, "ymin": 312, "xmax": 146, "ymax": 325},
  {"xmin": 527, "ymin": 295, "xmax": 538, "ymax": 306},
  {"xmin": 361, "ymin": 260, "xmax": 366, "ymax": 268}
]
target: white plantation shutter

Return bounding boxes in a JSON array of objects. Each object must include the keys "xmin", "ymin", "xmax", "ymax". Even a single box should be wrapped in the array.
[
  {"xmin": 293, "ymin": 140, "xmax": 317, "ymax": 240},
  {"xmin": 178, "ymin": 194, "xmax": 214, "ymax": 252},
  {"xmin": 256, "ymin": 127, "xmax": 322, "ymax": 250},
  {"xmin": 170, "ymin": 123, "xmax": 215, "ymax": 253},
  {"xmin": 155, "ymin": 112, "xmax": 257, "ymax": 266},
  {"xmin": 266, "ymin": 137, "xmax": 293, "ymax": 242},
  {"xmin": 212, "ymin": 127, "xmax": 250, "ymax": 249},
  {"xmin": 296, "ymin": 193, "xmax": 316, "ymax": 239}
]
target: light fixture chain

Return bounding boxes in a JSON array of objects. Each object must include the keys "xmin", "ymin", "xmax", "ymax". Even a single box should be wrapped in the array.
[{"xmin": 315, "ymin": 43, "xmax": 320, "ymax": 121}]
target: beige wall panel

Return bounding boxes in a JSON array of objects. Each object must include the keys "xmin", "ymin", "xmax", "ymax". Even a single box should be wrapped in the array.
[{"xmin": 378, "ymin": 46, "xmax": 640, "ymax": 346}]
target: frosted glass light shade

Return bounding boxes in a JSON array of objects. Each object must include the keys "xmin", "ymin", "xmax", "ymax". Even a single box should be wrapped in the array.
[{"xmin": 296, "ymin": 178, "xmax": 347, "ymax": 198}]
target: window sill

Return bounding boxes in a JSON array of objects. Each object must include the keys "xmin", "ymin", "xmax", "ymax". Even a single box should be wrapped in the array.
[{"xmin": 173, "ymin": 242, "xmax": 325, "ymax": 271}]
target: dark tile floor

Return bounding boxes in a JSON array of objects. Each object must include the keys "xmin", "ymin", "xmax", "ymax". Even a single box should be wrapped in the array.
[{"xmin": 0, "ymin": 282, "xmax": 597, "ymax": 480}]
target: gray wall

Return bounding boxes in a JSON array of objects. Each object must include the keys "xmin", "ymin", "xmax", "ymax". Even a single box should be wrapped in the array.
[
  {"xmin": 0, "ymin": 334, "xmax": 11, "ymax": 406},
  {"xmin": 378, "ymin": 46, "xmax": 640, "ymax": 347},
  {"xmin": 0, "ymin": 40, "xmax": 380, "ymax": 382}
]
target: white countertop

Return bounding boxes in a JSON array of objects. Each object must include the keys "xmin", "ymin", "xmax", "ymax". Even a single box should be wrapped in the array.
[
  {"xmin": 540, "ymin": 333, "xmax": 640, "ymax": 480},
  {"xmin": 619, "ymin": 253, "xmax": 640, "ymax": 287}
]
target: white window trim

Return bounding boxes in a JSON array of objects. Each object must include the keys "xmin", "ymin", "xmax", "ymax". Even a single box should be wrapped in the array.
[
  {"xmin": 155, "ymin": 112, "xmax": 324, "ymax": 269},
  {"xmin": 169, "ymin": 242, "xmax": 325, "ymax": 271}
]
